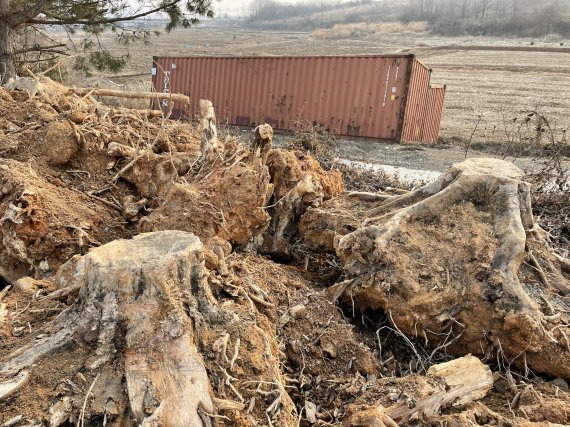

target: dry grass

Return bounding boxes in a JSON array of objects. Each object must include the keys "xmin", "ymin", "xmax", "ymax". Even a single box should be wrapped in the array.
[
  {"xmin": 427, "ymin": 49, "xmax": 570, "ymax": 147},
  {"xmin": 312, "ymin": 21, "xmax": 428, "ymax": 39}
]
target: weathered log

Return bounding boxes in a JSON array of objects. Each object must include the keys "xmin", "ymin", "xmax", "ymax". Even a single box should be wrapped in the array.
[
  {"xmin": 344, "ymin": 355, "xmax": 493, "ymax": 426},
  {"xmin": 69, "ymin": 87, "xmax": 190, "ymax": 104},
  {"xmin": 387, "ymin": 355, "xmax": 493, "ymax": 423}
]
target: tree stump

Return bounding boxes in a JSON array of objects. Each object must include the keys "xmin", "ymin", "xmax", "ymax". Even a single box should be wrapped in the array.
[
  {"xmin": 316, "ymin": 158, "xmax": 570, "ymax": 378},
  {"xmin": 1, "ymin": 231, "xmax": 216, "ymax": 426}
]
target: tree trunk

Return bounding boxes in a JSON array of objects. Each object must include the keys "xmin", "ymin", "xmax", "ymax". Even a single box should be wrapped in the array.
[
  {"xmin": 1, "ymin": 231, "xmax": 217, "ymax": 425},
  {"xmin": 0, "ymin": 0, "xmax": 16, "ymax": 84}
]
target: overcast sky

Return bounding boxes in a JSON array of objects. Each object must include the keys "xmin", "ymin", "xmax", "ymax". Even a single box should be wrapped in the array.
[
  {"xmin": 214, "ymin": 0, "xmax": 253, "ymax": 15},
  {"xmin": 213, "ymin": 0, "xmax": 299, "ymax": 16}
]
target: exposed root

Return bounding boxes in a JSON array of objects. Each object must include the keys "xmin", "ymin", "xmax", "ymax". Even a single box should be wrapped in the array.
[{"xmin": 311, "ymin": 158, "xmax": 570, "ymax": 378}]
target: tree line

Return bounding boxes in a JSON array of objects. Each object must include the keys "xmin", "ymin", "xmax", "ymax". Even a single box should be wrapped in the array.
[{"xmin": 401, "ymin": 0, "xmax": 570, "ymax": 36}]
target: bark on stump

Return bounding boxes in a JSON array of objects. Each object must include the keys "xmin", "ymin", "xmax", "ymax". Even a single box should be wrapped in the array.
[{"xmin": 0, "ymin": 231, "xmax": 216, "ymax": 426}]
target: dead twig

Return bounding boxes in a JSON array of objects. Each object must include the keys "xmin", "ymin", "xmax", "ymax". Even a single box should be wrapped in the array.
[
  {"xmin": 0, "ymin": 285, "xmax": 12, "ymax": 302},
  {"xmin": 79, "ymin": 373, "xmax": 99, "ymax": 427},
  {"xmin": 38, "ymin": 285, "xmax": 81, "ymax": 302},
  {"xmin": 528, "ymin": 251, "xmax": 549, "ymax": 287},
  {"xmin": 230, "ymin": 338, "xmax": 240, "ymax": 371},
  {"xmin": 213, "ymin": 396, "xmax": 245, "ymax": 411},
  {"xmin": 464, "ymin": 114, "xmax": 482, "ymax": 159}
]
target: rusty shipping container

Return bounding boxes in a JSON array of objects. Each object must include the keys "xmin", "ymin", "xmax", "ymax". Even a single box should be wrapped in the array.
[
  {"xmin": 151, "ymin": 55, "xmax": 445, "ymax": 143},
  {"xmin": 421, "ymin": 85, "xmax": 447, "ymax": 143}
]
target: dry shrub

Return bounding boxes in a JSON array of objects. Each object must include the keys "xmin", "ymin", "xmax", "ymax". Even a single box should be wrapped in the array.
[
  {"xmin": 287, "ymin": 121, "xmax": 411, "ymax": 192},
  {"xmin": 466, "ymin": 110, "xmax": 570, "ymax": 159},
  {"xmin": 287, "ymin": 120, "xmax": 338, "ymax": 167},
  {"xmin": 312, "ymin": 21, "xmax": 428, "ymax": 39},
  {"xmin": 339, "ymin": 162, "xmax": 414, "ymax": 193},
  {"xmin": 522, "ymin": 113, "xmax": 570, "ymax": 256}
]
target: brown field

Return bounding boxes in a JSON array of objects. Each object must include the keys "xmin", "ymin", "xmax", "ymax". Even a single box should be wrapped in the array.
[{"xmin": 68, "ymin": 26, "xmax": 570, "ymax": 147}]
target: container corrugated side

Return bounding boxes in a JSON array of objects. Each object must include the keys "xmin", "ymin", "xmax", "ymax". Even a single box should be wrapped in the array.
[
  {"xmin": 400, "ymin": 58, "xmax": 432, "ymax": 142},
  {"xmin": 421, "ymin": 85, "xmax": 446, "ymax": 143},
  {"xmin": 151, "ymin": 55, "xmax": 414, "ymax": 140}
]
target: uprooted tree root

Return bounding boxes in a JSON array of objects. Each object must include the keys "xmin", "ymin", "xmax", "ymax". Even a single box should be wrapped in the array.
[
  {"xmin": 2, "ymin": 78, "xmax": 570, "ymax": 426},
  {"xmin": 314, "ymin": 158, "xmax": 570, "ymax": 378}
]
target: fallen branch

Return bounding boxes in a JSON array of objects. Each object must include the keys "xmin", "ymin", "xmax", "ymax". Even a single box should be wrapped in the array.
[
  {"xmin": 387, "ymin": 355, "xmax": 493, "ymax": 423},
  {"xmin": 213, "ymin": 397, "xmax": 245, "ymax": 411},
  {"xmin": 38, "ymin": 284, "xmax": 81, "ymax": 302},
  {"xmin": 69, "ymin": 87, "xmax": 190, "ymax": 104},
  {"xmin": 79, "ymin": 374, "xmax": 99, "ymax": 427},
  {"xmin": 0, "ymin": 371, "xmax": 30, "ymax": 401}
]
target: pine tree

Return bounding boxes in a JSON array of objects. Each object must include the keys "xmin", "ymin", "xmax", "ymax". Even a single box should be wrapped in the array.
[{"xmin": 0, "ymin": 0, "xmax": 213, "ymax": 83}]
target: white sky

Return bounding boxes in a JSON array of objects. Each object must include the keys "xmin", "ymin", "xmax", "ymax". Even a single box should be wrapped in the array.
[
  {"xmin": 214, "ymin": 0, "xmax": 253, "ymax": 15},
  {"xmin": 213, "ymin": 0, "xmax": 296, "ymax": 16}
]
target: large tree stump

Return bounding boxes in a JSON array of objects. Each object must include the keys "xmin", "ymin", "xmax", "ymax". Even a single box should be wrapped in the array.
[
  {"xmin": 0, "ymin": 231, "xmax": 217, "ymax": 426},
  {"xmin": 310, "ymin": 158, "xmax": 570, "ymax": 378}
]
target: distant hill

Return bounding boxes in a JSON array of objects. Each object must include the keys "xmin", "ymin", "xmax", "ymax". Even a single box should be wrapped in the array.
[
  {"xmin": 242, "ymin": 0, "xmax": 570, "ymax": 37},
  {"xmin": 243, "ymin": 0, "xmax": 410, "ymax": 31}
]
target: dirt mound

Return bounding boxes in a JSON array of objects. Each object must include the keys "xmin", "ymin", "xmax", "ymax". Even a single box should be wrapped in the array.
[
  {"xmin": 0, "ymin": 158, "xmax": 120, "ymax": 281},
  {"xmin": 141, "ymin": 140, "xmax": 273, "ymax": 245},
  {"xmin": 0, "ymin": 77, "xmax": 202, "ymax": 278},
  {"xmin": 1, "ymin": 79, "xmax": 570, "ymax": 426},
  {"xmin": 267, "ymin": 149, "xmax": 343, "ymax": 200}
]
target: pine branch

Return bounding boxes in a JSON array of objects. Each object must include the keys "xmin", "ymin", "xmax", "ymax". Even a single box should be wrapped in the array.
[
  {"xmin": 28, "ymin": 0, "xmax": 183, "ymax": 25},
  {"xmin": 13, "ymin": 43, "xmax": 67, "ymax": 55},
  {"xmin": 7, "ymin": 0, "xmax": 52, "ymax": 26}
]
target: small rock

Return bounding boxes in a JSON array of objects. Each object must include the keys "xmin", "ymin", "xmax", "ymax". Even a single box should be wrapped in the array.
[
  {"xmin": 49, "ymin": 396, "xmax": 72, "ymax": 427},
  {"xmin": 43, "ymin": 120, "xmax": 79, "ymax": 166},
  {"xmin": 122, "ymin": 195, "xmax": 147, "ymax": 220},
  {"xmin": 105, "ymin": 399, "xmax": 120, "ymax": 416},
  {"xmin": 388, "ymin": 392, "xmax": 400, "ymax": 401},
  {"xmin": 12, "ymin": 326, "xmax": 25, "ymax": 337},
  {"xmin": 39, "ymin": 259, "xmax": 50, "ymax": 272},
  {"xmin": 320, "ymin": 336, "xmax": 338, "ymax": 358},
  {"xmin": 290, "ymin": 304, "xmax": 306, "ymax": 319},
  {"xmin": 305, "ymin": 400, "xmax": 317, "ymax": 424},
  {"xmin": 1, "ymin": 184, "xmax": 13, "ymax": 195},
  {"xmin": 68, "ymin": 111, "xmax": 86, "ymax": 124},
  {"xmin": 551, "ymin": 377, "xmax": 569, "ymax": 392}
]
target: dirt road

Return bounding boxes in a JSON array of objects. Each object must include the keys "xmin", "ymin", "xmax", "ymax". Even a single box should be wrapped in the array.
[{"xmin": 273, "ymin": 133, "xmax": 569, "ymax": 177}]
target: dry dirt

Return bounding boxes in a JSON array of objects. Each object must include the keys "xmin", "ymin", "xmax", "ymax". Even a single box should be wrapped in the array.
[{"xmin": 0, "ymin": 78, "xmax": 569, "ymax": 426}]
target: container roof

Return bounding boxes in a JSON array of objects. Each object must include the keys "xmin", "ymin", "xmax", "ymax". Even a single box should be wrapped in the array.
[{"xmin": 153, "ymin": 54, "xmax": 417, "ymax": 60}]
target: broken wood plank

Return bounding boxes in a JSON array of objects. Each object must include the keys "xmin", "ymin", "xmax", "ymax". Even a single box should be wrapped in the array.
[{"xmin": 387, "ymin": 355, "xmax": 493, "ymax": 423}]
